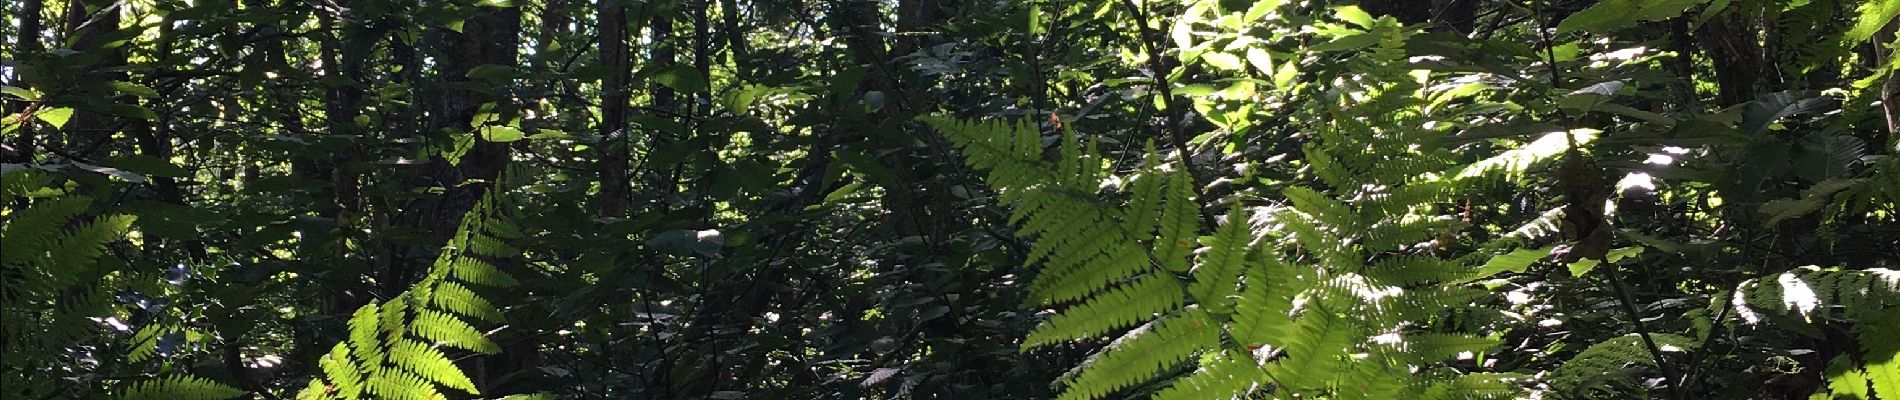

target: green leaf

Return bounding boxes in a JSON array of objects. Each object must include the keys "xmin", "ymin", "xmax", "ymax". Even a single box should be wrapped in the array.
[
  {"xmin": 1272, "ymin": 61, "xmax": 1298, "ymax": 89},
  {"xmin": 1557, "ymin": 0, "xmax": 1708, "ymax": 35},
  {"xmin": 1245, "ymin": 48, "xmax": 1274, "ymax": 74},
  {"xmin": 466, "ymin": 64, "xmax": 516, "ymax": 81},
  {"xmin": 3, "ymin": 85, "xmax": 42, "ymax": 100},
  {"xmin": 1468, "ymin": 246, "xmax": 1554, "ymax": 280},
  {"xmin": 102, "ymin": 155, "xmax": 189, "ymax": 178},
  {"xmin": 653, "ymin": 65, "xmax": 709, "ymax": 93},
  {"xmin": 478, "ymin": 125, "xmax": 525, "ymax": 142},
  {"xmin": 1201, "ymin": 52, "xmax": 1243, "ymax": 70},
  {"xmin": 109, "ymin": 81, "xmax": 159, "ymax": 97},
  {"xmin": 36, "ymin": 107, "xmax": 74, "ymax": 128},
  {"xmin": 1846, "ymin": 0, "xmax": 1900, "ymax": 44},
  {"xmin": 1333, "ymin": 5, "xmax": 1376, "ymax": 28}
]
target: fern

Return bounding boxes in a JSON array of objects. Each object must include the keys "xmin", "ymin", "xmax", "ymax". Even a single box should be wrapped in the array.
[
  {"xmin": 1055, "ymin": 308, "xmax": 1220, "ymax": 400},
  {"xmin": 113, "ymin": 376, "xmax": 250, "ymax": 400},
  {"xmin": 1725, "ymin": 266, "xmax": 1900, "ymax": 399},
  {"xmin": 1548, "ymin": 333, "xmax": 1698, "ymax": 398},
  {"xmin": 297, "ymin": 183, "xmax": 526, "ymax": 400},
  {"xmin": 931, "ymin": 110, "xmax": 1527, "ymax": 399},
  {"xmin": 1, "ymin": 170, "xmax": 246, "ymax": 400}
]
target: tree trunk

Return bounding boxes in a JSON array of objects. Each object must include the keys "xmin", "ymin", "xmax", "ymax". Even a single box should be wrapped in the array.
[
  {"xmin": 3, "ymin": 0, "xmax": 44, "ymax": 164},
  {"xmin": 61, "ymin": 0, "xmax": 123, "ymax": 159},
  {"xmin": 598, "ymin": 0, "xmax": 632, "ymax": 217}
]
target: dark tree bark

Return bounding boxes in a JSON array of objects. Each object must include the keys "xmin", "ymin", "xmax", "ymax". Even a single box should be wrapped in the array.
[
  {"xmin": 3, "ymin": 0, "xmax": 44, "ymax": 164},
  {"xmin": 1698, "ymin": 11, "xmax": 1765, "ymax": 105},
  {"xmin": 61, "ymin": 0, "xmax": 123, "ymax": 159},
  {"xmin": 597, "ymin": 0, "xmax": 632, "ymax": 217}
]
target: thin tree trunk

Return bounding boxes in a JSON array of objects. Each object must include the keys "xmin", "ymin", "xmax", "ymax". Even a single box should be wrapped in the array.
[
  {"xmin": 4, "ymin": 0, "xmax": 44, "ymax": 164},
  {"xmin": 61, "ymin": 0, "xmax": 123, "ymax": 159},
  {"xmin": 597, "ymin": 0, "xmax": 632, "ymax": 216}
]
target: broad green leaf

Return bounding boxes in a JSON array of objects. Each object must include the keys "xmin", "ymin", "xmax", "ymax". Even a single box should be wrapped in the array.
[
  {"xmin": 103, "ymin": 155, "xmax": 189, "ymax": 177},
  {"xmin": 1201, "ymin": 52, "xmax": 1243, "ymax": 70},
  {"xmin": 479, "ymin": 126, "xmax": 525, "ymax": 142},
  {"xmin": 653, "ymin": 65, "xmax": 708, "ymax": 93},
  {"xmin": 1245, "ymin": 48, "xmax": 1273, "ymax": 74},
  {"xmin": 3, "ymin": 85, "xmax": 42, "ymax": 100},
  {"xmin": 36, "ymin": 107, "xmax": 74, "ymax": 128},
  {"xmin": 109, "ymin": 81, "xmax": 159, "ymax": 97},
  {"xmin": 1846, "ymin": 0, "xmax": 1900, "ymax": 44},
  {"xmin": 467, "ymin": 64, "xmax": 516, "ymax": 81},
  {"xmin": 1557, "ymin": 0, "xmax": 1707, "ymax": 35},
  {"xmin": 1272, "ymin": 62, "xmax": 1298, "ymax": 89},
  {"xmin": 1333, "ymin": 5, "xmax": 1375, "ymax": 28},
  {"xmin": 1469, "ymin": 246, "xmax": 1555, "ymax": 280}
]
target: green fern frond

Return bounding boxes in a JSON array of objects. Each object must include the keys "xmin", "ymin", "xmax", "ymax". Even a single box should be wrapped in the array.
[
  {"xmin": 114, "ymin": 375, "xmax": 247, "ymax": 400},
  {"xmin": 1231, "ymin": 251, "xmax": 1301, "ymax": 348},
  {"xmin": 1416, "ymin": 373, "xmax": 1529, "ymax": 400},
  {"xmin": 1548, "ymin": 333, "xmax": 1697, "ymax": 397},
  {"xmin": 1153, "ymin": 167, "xmax": 1201, "ymax": 273},
  {"xmin": 1023, "ymin": 273, "xmax": 1184, "ymax": 349},
  {"xmin": 1121, "ymin": 157, "xmax": 1167, "ymax": 240},
  {"xmin": 1270, "ymin": 306, "xmax": 1361, "ymax": 391},
  {"xmin": 1056, "ymin": 308, "xmax": 1220, "ymax": 400},
  {"xmin": 1859, "ymin": 306, "xmax": 1899, "ymax": 398},
  {"xmin": 1151, "ymin": 350, "xmax": 1263, "ymax": 400},
  {"xmin": 0, "ymin": 195, "xmax": 90, "ymax": 269},
  {"xmin": 1391, "ymin": 333, "xmax": 1501, "ymax": 364},
  {"xmin": 300, "ymin": 183, "xmax": 524, "ymax": 399},
  {"xmin": 1189, "ymin": 205, "xmax": 1253, "ymax": 313}
]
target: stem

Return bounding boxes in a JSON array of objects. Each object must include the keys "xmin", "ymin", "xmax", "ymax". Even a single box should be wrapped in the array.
[
  {"xmin": 1114, "ymin": 0, "xmax": 1219, "ymax": 229},
  {"xmin": 1602, "ymin": 260, "xmax": 1684, "ymax": 399}
]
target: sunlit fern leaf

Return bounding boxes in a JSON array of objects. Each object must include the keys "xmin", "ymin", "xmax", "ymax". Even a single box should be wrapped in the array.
[
  {"xmin": 1416, "ymin": 373, "xmax": 1530, "ymax": 400},
  {"xmin": 300, "ymin": 183, "xmax": 525, "ymax": 400},
  {"xmin": 1729, "ymin": 267, "xmax": 1898, "ymax": 324},
  {"xmin": 1503, "ymin": 206, "xmax": 1566, "ymax": 244},
  {"xmin": 1452, "ymin": 129, "xmax": 1598, "ymax": 182},
  {"xmin": 1153, "ymin": 166, "xmax": 1201, "ymax": 273},
  {"xmin": 1231, "ymin": 251, "xmax": 1301, "ymax": 348},
  {"xmin": 1272, "ymin": 306, "xmax": 1361, "ymax": 391},
  {"xmin": 1548, "ymin": 333, "xmax": 1697, "ymax": 398},
  {"xmin": 1056, "ymin": 307, "xmax": 1219, "ymax": 400},
  {"xmin": 1820, "ymin": 355, "xmax": 1872, "ymax": 399},
  {"xmin": 410, "ymin": 309, "xmax": 501, "ymax": 353},
  {"xmin": 1390, "ymin": 333, "xmax": 1501, "ymax": 364},
  {"xmin": 1023, "ymin": 273, "xmax": 1184, "ymax": 349},
  {"xmin": 1150, "ymin": 350, "xmax": 1261, "ymax": 400},
  {"xmin": 1121, "ymin": 154, "xmax": 1166, "ymax": 240},
  {"xmin": 388, "ymin": 339, "xmax": 479, "ymax": 392},
  {"xmin": 1334, "ymin": 360, "xmax": 1410, "ymax": 400},
  {"xmin": 114, "ymin": 375, "xmax": 247, "ymax": 400},
  {"xmin": 1366, "ymin": 254, "xmax": 1464, "ymax": 287},
  {"xmin": 0, "ymin": 195, "xmax": 89, "ymax": 271},
  {"xmin": 431, "ymin": 281, "xmax": 506, "ymax": 323},
  {"xmin": 1033, "ymin": 245, "xmax": 1153, "ymax": 305},
  {"xmin": 1861, "ymin": 306, "xmax": 1900, "ymax": 398},
  {"xmin": 1189, "ymin": 205, "xmax": 1252, "ymax": 313}
]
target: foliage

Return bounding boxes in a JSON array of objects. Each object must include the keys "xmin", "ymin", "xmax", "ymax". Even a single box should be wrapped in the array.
[{"xmin": 2, "ymin": 0, "xmax": 1898, "ymax": 398}]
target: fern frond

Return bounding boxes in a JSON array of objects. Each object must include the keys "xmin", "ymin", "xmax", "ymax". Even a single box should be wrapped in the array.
[
  {"xmin": 1190, "ymin": 205, "xmax": 1253, "ymax": 313},
  {"xmin": 1056, "ymin": 308, "xmax": 1220, "ymax": 400},
  {"xmin": 1270, "ymin": 306, "xmax": 1361, "ymax": 391},
  {"xmin": 1151, "ymin": 350, "xmax": 1262, "ymax": 400},
  {"xmin": 1548, "ymin": 333, "xmax": 1697, "ymax": 397},
  {"xmin": 114, "ymin": 375, "xmax": 247, "ymax": 400},
  {"xmin": 1023, "ymin": 273, "xmax": 1185, "ymax": 349},
  {"xmin": 300, "ymin": 183, "xmax": 524, "ymax": 399},
  {"xmin": 1153, "ymin": 167, "xmax": 1201, "ymax": 273},
  {"xmin": 1231, "ymin": 251, "xmax": 1301, "ymax": 348}
]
